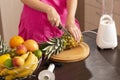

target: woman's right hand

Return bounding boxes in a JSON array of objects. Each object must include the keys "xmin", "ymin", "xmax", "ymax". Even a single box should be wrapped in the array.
[{"xmin": 46, "ymin": 7, "xmax": 60, "ymax": 27}]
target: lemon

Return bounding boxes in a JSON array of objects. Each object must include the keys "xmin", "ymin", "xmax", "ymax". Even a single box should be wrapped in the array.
[
  {"xmin": 33, "ymin": 50, "xmax": 42, "ymax": 59},
  {"xmin": 4, "ymin": 59, "xmax": 13, "ymax": 69},
  {"xmin": 0, "ymin": 54, "xmax": 11, "ymax": 65}
]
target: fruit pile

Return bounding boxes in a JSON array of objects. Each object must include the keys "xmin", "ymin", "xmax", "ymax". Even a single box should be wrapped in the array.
[{"xmin": 0, "ymin": 35, "xmax": 42, "ymax": 80}]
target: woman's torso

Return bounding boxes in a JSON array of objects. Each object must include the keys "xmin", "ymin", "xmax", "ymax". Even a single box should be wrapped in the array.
[{"xmin": 19, "ymin": 0, "xmax": 68, "ymax": 43}]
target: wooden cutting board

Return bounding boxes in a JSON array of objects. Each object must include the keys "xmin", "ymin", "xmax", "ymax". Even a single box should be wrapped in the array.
[{"xmin": 50, "ymin": 42, "xmax": 90, "ymax": 63}]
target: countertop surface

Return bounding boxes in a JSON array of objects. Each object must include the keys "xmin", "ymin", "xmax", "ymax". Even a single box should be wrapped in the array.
[{"xmin": 26, "ymin": 31, "xmax": 120, "ymax": 80}]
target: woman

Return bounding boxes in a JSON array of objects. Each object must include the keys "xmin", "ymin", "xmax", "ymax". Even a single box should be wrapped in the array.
[{"xmin": 19, "ymin": 0, "xmax": 81, "ymax": 43}]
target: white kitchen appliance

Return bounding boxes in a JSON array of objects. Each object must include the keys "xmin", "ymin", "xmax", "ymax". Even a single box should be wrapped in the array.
[
  {"xmin": 96, "ymin": 14, "xmax": 118, "ymax": 49},
  {"xmin": 38, "ymin": 63, "xmax": 55, "ymax": 80},
  {"xmin": 96, "ymin": 0, "xmax": 118, "ymax": 49}
]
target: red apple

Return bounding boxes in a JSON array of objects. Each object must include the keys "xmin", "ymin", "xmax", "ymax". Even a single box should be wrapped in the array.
[
  {"xmin": 12, "ymin": 57, "xmax": 24, "ymax": 67},
  {"xmin": 16, "ymin": 44, "xmax": 27, "ymax": 55}
]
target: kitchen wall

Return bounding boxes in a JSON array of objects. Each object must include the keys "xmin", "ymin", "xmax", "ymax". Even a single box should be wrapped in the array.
[
  {"xmin": 84, "ymin": 0, "xmax": 120, "ymax": 35},
  {"xmin": 0, "ymin": 0, "xmax": 23, "ymax": 43},
  {"xmin": 0, "ymin": 8, "xmax": 3, "ymax": 38},
  {"xmin": 76, "ymin": 0, "xmax": 84, "ymax": 31}
]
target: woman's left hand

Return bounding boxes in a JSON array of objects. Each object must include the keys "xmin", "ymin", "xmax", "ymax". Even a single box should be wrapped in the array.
[{"xmin": 65, "ymin": 20, "xmax": 82, "ymax": 42}]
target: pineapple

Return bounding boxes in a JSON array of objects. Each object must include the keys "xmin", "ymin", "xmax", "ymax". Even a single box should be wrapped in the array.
[
  {"xmin": 41, "ymin": 38, "xmax": 66, "ymax": 59},
  {"xmin": 39, "ymin": 25, "xmax": 83, "ymax": 59},
  {"xmin": 62, "ymin": 32, "xmax": 83, "ymax": 49},
  {"xmin": 0, "ymin": 35, "xmax": 9, "ymax": 55},
  {"xmin": 58, "ymin": 24, "xmax": 83, "ymax": 49},
  {"xmin": 40, "ymin": 33, "xmax": 83, "ymax": 59}
]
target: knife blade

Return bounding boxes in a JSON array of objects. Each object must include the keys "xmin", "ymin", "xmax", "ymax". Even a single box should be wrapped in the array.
[{"xmin": 58, "ymin": 24, "xmax": 71, "ymax": 36}]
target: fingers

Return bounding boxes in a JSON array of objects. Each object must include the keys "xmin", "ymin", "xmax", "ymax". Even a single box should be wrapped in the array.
[
  {"xmin": 74, "ymin": 30, "xmax": 79, "ymax": 41},
  {"xmin": 48, "ymin": 17, "xmax": 60, "ymax": 27},
  {"xmin": 56, "ymin": 18, "xmax": 60, "ymax": 27},
  {"xmin": 76, "ymin": 28, "xmax": 81, "ymax": 42},
  {"xmin": 73, "ymin": 27, "xmax": 81, "ymax": 42},
  {"xmin": 68, "ymin": 26, "xmax": 81, "ymax": 42}
]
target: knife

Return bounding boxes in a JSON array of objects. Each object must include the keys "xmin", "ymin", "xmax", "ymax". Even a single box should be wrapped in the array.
[{"xmin": 58, "ymin": 24, "xmax": 71, "ymax": 36}]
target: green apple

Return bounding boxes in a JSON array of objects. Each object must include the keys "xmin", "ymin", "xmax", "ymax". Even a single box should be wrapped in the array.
[
  {"xmin": 33, "ymin": 50, "xmax": 42, "ymax": 59},
  {"xmin": 4, "ymin": 59, "xmax": 13, "ymax": 69}
]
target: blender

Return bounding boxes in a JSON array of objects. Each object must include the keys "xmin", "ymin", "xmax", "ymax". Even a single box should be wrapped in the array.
[{"xmin": 96, "ymin": 0, "xmax": 118, "ymax": 49}]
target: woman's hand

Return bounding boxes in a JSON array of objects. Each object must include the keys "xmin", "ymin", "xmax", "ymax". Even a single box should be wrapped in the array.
[
  {"xmin": 46, "ymin": 7, "xmax": 60, "ymax": 27},
  {"xmin": 65, "ymin": 19, "xmax": 81, "ymax": 42}
]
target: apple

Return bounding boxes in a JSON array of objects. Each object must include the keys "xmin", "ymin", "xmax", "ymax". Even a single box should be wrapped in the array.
[
  {"xmin": 16, "ymin": 44, "xmax": 27, "ymax": 55},
  {"xmin": 33, "ymin": 50, "xmax": 42, "ymax": 59},
  {"xmin": 12, "ymin": 57, "xmax": 24, "ymax": 67}
]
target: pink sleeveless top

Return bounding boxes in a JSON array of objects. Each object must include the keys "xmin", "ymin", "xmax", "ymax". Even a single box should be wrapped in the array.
[{"xmin": 18, "ymin": 0, "xmax": 79, "ymax": 43}]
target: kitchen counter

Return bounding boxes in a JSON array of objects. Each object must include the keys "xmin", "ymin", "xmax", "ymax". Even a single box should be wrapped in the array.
[{"xmin": 26, "ymin": 30, "xmax": 120, "ymax": 80}]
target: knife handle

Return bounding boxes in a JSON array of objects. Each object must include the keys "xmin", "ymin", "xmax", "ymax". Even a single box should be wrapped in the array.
[{"xmin": 58, "ymin": 24, "xmax": 63, "ymax": 29}]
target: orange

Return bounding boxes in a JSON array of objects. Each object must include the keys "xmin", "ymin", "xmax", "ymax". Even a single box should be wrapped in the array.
[
  {"xmin": 23, "ymin": 39, "xmax": 39, "ymax": 52},
  {"xmin": 9, "ymin": 36, "xmax": 24, "ymax": 48}
]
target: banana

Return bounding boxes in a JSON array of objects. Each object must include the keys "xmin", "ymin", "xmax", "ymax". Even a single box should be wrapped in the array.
[
  {"xmin": 0, "ymin": 52, "xmax": 36, "ymax": 76},
  {"xmin": 15, "ymin": 56, "xmax": 38, "ymax": 78},
  {"xmin": 5, "ymin": 75, "xmax": 14, "ymax": 80},
  {"xmin": 4, "ymin": 55, "xmax": 38, "ymax": 80},
  {"xmin": 20, "ymin": 52, "xmax": 29, "ymax": 60},
  {"xmin": 0, "ymin": 64, "xmax": 4, "ymax": 70},
  {"xmin": 0, "ymin": 68, "xmax": 7, "ymax": 76}
]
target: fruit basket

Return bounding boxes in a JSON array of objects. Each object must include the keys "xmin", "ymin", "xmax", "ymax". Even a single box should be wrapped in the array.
[
  {"xmin": 0, "ymin": 35, "xmax": 43, "ymax": 80},
  {"xmin": 0, "ymin": 54, "xmax": 42, "ymax": 80}
]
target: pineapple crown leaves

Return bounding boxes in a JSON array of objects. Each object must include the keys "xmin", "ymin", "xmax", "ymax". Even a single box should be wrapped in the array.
[
  {"xmin": 0, "ymin": 35, "xmax": 10, "ymax": 55},
  {"xmin": 42, "ymin": 38, "xmax": 65, "ymax": 59}
]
